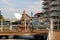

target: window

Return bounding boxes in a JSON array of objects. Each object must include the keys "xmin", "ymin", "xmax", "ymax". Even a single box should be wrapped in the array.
[
  {"xmin": 54, "ymin": 26, "xmax": 58, "ymax": 30},
  {"xmin": 59, "ymin": 26, "xmax": 60, "ymax": 29}
]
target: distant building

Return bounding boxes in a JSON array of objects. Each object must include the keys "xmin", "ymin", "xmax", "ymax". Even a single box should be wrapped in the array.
[
  {"xmin": 34, "ymin": 12, "xmax": 43, "ymax": 17},
  {"xmin": 3, "ymin": 21, "xmax": 10, "ymax": 25},
  {"xmin": 32, "ymin": 12, "xmax": 49, "ymax": 29},
  {"xmin": 32, "ymin": 17, "xmax": 38, "ymax": 27}
]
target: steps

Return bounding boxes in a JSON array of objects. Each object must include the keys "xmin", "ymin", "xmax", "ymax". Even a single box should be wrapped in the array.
[{"xmin": 53, "ymin": 31, "xmax": 60, "ymax": 40}]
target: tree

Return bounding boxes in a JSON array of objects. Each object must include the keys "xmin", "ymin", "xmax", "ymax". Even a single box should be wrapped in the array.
[{"xmin": 0, "ymin": 15, "xmax": 3, "ymax": 19}]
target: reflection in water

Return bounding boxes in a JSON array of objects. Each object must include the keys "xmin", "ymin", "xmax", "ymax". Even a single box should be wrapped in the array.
[
  {"xmin": 0, "ymin": 39, "xmax": 28, "ymax": 40},
  {"xmin": 0, "ymin": 34, "xmax": 47, "ymax": 40}
]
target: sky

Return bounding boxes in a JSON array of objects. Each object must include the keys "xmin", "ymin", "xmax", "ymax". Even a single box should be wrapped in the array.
[{"xmin": 0, "ymin": 0, "xmax": 43, "ymax": 20}]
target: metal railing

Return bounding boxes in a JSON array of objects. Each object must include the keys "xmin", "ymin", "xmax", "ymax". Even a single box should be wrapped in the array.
[
  {"xmin": 53, "ymin": 19, "xmax": 60, "ymax": 22},
  {"xmin": 43, "ymin": 5, "xmax": 48, "ymax": 9}
]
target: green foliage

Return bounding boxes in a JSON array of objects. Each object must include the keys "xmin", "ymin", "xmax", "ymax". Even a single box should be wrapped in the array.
[
  {"xmin": 0, "ymin": 15, "xmax": 3, "ymax": 19},
  {"xmin": 0, "ymin": 15, "xmax": 7, "ymax": 21}
]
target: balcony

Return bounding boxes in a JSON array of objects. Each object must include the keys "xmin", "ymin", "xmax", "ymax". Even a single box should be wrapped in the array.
[
  {"xmin": 53, "ymin": 19, "xmax": 60, "ymax": 22},
  {"xmin": 43, "ymin": 11, "xmax": 48, "ymax": 14},
  {"xmin": 54, "ymin": 24, "xmax": 60, "ymax": 27},
  {"xmin": 50, "ymin": 1, "xmax": 60, "ymax": 6},
  {"xmin": 42, "ymin": 5, "xmax": 48, "ymax": 9},
  {"xmin": 50, "ymin": 12, "xmax": 60, "ymax": 17},
  {"xmin": 42, "ymin": 1, "xmax": 48, "ymax": 5},
  {"xmin": 50, "ymin": 7, "xmax": 60, "ymax": 11},
  {"xmin": 43, "ymin": 10, "xmax": 48, "ymax": 13},
  {"xmin": 43, "ymin": 0, "xmax": 47, "ymax": 1},
  {"xmin": 43, "ymin": 10, "xmax": 48, "ymax": 12}
]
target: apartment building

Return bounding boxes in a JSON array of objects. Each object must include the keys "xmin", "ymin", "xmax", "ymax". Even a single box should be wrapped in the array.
[
  {"xmin": 42, "ymin": 0, "xmax": 60, "ymax": 30},
  {"xmin": 43, "ymin": 0, "xmax": 60, "ymax": 40}
]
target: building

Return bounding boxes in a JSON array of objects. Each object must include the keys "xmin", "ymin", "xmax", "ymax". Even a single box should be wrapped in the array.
[
  {"xmin": 50, "ymin": 0, "xmax": 60, "ymax": 30},
  {"xmin": 42, "ymin": 0, "xmax": 60, "ymax": 40},
  {"xmin": 42, "ymin": 0, "xmax": 60, "ymax": 30},
  {"xmin": 34, "ymin": 12, "xmax": 43, "ymax": 17},
  {"xmin": 42, "ymin": 0, "xmax": 60, "ymax": 29},
  {"xmin": 32, "ymin": 12, "xmax": 49, "ymax": 29},
  {"xmin": 42, "ymin": 0, "xmax": 50, "ymax": 16}
]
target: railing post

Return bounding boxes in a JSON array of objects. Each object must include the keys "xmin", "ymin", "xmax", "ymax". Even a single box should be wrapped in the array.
[
  {"xmin": 10, "ymin": 21, "xmax": 12, "ymax": 30},
  {"xmin": 48, "ymin": 18, "xmax": 53, "ymax": 40}
]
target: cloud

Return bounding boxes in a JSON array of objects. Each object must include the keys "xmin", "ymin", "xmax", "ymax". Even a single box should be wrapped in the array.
[
  {"xmin": 0, "ymin": 0, "xmax": 43, "ymax": 20},
  {"xmin": 1, "ymin": 8, "xmax": 17, "ymax": 19},
  {"xmin": 0, "ymin": 0, "xmax": 16, "ymax": 6},
  {"xmin": 25, "ymin": 0, "xmax": 42, "ymax": 13}
]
